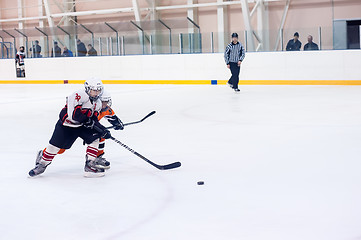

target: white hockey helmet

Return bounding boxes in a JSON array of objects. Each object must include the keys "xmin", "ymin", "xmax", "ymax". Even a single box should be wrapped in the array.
[
  {"xmin": 84, "ymin": 77, "xmax": 103, "ymax": 101},
  {"xmin": 100, "ymin": 90, "xmax": 112, "ymax": 107}
]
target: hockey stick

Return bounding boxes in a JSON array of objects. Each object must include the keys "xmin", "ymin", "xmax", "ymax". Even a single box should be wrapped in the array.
[
  {"xmin": 93, "ymin": 125, "xmax": 181, "ymax": 170},
  {"xmin": 106, "ymin": 111, "xmax": 156, "ymax": 129},
  {"xmin": 109, "ymin": 136, "xmax": 181, "ymax": 170}
]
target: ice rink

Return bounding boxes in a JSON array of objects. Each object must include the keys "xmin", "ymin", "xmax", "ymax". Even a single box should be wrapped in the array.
[{"xmin": 1, "ymin": 84, "xmax": 361, "ymax": 240}]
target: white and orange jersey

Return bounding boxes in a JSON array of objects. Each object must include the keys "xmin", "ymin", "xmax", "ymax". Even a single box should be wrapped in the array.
[
  {"xmin": 60, "ymin": 89, "xmax": 102, "ymax": 128},
  {"xmin": 97, "ymin": 106, "xmax": 116, "ymax": 157},
  {"xmin": 98, "ymin": 106, "xmax": 115, "ymax": 121}
]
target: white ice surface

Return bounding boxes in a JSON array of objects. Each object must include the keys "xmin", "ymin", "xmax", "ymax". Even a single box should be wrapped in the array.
[{"xmin": 1, "ymin": 84, "xmax": 361, "ymax": 240}]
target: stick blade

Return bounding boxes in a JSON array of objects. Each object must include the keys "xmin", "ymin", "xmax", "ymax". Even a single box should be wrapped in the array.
[
  {"xmin": 158, "ymin": 161, "xmax": 181, "ymax": 170},
  {"xmin": 141, "ymin": 111, "xmax": 156, "ymax": 121}
]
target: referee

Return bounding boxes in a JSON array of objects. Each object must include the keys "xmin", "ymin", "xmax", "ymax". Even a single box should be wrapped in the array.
[{"xmin": 224, "ymin": 33, "xmax": 245, "ymax": 92}]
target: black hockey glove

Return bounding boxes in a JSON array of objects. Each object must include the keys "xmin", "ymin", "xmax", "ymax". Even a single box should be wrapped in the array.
[
  {"xmin": 92, "ymin": 120, "xmax": 111, "ymax": 139},
  {"xmin": 108, "ymin": 115, "xmax": 124, "ymax": 130},
  {"xmin": 101, "ymin": 129, "xmax": 112, "ymax": 139},
  {"xmin": 83, "ymin": 118, "xmax": 95, "ymax": 129}
]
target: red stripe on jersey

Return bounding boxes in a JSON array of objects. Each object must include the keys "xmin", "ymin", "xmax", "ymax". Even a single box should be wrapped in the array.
[
  {"xmin": 81, "ymin": 109, "xmax": 92, "ymax": 117},
  {"xmin": 61, "ymin": 113, "xmax": 68, "ymax": 123},
  {"xmin": 72, "ymin": 105, "xmax": 82, "ymax": 120}
]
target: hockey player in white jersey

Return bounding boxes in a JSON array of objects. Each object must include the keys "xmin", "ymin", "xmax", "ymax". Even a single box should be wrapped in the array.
[
  {"xmin": 29, "ymin": 77, "xmax": 112, "ymax": 177},
  {"xmin": 54, "ymin": 90, "xmax": 125, "ymax": 170}
]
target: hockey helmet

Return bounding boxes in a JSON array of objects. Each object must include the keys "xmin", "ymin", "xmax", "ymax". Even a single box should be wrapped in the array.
[{"xmin": 84, "ymin": 77, "xmax": 103, "ymax": 101}]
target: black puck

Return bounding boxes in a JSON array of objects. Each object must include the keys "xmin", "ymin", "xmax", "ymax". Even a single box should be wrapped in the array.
[{"xmin": 197, "ymin": 181, "xmax": 204, "ymax": 185}]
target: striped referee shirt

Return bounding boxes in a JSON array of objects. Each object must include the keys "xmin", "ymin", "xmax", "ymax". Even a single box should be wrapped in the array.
[{"xmin": 224, "ymin": 41, "xmax": 245, "ymax": 65}]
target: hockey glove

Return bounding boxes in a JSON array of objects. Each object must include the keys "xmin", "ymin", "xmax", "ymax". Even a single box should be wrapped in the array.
[
  {"xmin": 83, "ymin": 118, "xmax": 95, "ymax": 129},
  {"xmin": 101, "ymin": 129, "xmax": 112, "ymax": 139},
  {"xmin": 107, "ymin": 115, "xmax": 124, "ymax": 130},
  {"xmin": 73, "ymin": 107, "xmax": 92, "ymax": 123}
]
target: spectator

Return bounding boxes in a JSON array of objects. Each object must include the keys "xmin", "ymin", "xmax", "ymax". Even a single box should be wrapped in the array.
[
  {"xmin": 286, "ymin": 32, "xmax": 302, "ymax": 51},
  {"xmin": 77, "ymin": 39, "xmax": 87, "ymax": 56},
  {"xmin": 62, "ymin": 46, "xmax": 73, "ymax": 57},
  {"xmin": 15, "ymin": 46, "xmax": 26, "ymax": 77},
  {"xmin": 87, "ymin": 44, "xmax": 97, "ymax": 56},
  {"xmin": 304, "ymin": 35, "xmax": 319, "ymax": 51},
  {"xmin": 51, "ymin": 41, "xmax": 62, "ymax": 57},
  {"xmin": 30, "ymin": 40, "xmax": 42, "ymax": 58}
]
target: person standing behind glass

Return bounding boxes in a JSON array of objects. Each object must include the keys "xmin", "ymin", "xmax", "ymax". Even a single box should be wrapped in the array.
[
  {"xmin": 286, "ymin": 32, "xmax": 302, "ymax": 51},
  {"xmin": 224, "ymin": 33, "xmax": 245, "ymax": 92},
  {"xmin": 87, "ymin": 44, "xmax": 98, "ymax": 56},
  {"xmin": 304, "ymin": 35, "xmax": 319, "ymax": 51},
  {"xmin": 77, "ymin": 39, "xmax": 87, "ymax": 57},
  {"xmin": 51, "ymin": 41, "xmax": 62, "ymax": 57},
  {"xmin": 30, "ymin": 40, "xmax": 42, "ymax": 58}
]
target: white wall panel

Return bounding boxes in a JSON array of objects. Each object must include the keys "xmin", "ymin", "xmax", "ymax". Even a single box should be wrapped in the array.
[{"xmin": 1, "ymin": 50, "xmax": 361, "ymax": 82}]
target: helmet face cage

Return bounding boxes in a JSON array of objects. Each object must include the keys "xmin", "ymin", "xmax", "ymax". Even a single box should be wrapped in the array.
[{"xmin": 100, "ymin": 94, "xmax": 112, "ymax": 108}]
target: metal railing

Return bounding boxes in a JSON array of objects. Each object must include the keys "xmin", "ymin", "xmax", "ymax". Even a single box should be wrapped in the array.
[{"xmin": 0, "ymin": 22, "xmax": 344, "ymax": 59}]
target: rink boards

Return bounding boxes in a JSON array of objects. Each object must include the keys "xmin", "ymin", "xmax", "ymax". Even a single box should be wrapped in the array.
[
  {"xmin": 0, "ymin": 80, "xmax": 361, "ymax": 85},
  {"xmin": 0, "ymin": 50, "xmax": 361, "ymax": 84}
]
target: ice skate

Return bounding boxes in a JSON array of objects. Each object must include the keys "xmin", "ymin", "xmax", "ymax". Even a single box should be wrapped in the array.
[
  {"xmin": 234, "ymin": 88, "xmax": 240, "ymax": 92},
  {"xmin": 94, "ymin": 153, "xmax": 110, "ymax": 170},
  {"xmin": 35, "ymin": 149, "xmax": 43, "ymax": 164},
  {"xmin": 29, "ymin": 150, "xmax": 50, "ymax": 177},
  {"xmin": 84, "ymin": 156, "xmax": 105, "ymax": 177}
]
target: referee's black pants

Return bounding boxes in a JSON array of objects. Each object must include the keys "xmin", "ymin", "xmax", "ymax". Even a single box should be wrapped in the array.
[{"xmin": 228, "ymin": 62, "xmax": 240, "ymax": 89}]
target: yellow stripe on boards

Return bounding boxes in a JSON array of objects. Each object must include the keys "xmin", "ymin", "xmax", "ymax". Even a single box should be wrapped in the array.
[
  {"xmin": 217, "ymin": 80, "xmax": 361, "ymax": 85},
  {"xmin": 101, "ymin": 80, "xmax": 211, "ymax": 85},
  {"xmin": 235, "ymin": 80, "xmax": 361, "ymax": 85},
  {"xmin": 0, "ymin": 80, "xmax": 361, "ymax": 85},
  {"xmin": 67, "ymin": 80, "xmax": 86, "ymax": 84},
  {"xmin": 0, "ymin": 80, "xmax": 65, "ymax": 84}
]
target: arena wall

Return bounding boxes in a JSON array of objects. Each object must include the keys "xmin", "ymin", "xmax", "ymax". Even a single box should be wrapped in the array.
[{"xmin": 1, "ymin": 50, "xmax": 361, "ymax": 84}]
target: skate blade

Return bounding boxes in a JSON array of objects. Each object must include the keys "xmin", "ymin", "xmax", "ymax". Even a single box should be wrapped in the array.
[
  {"xmin": 83, "ymin": 172, "xmax": 105, "ymax": 178},
  {"xmin": 28, "ymin": 173, "xmax": 42, "ymax": 178}
]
